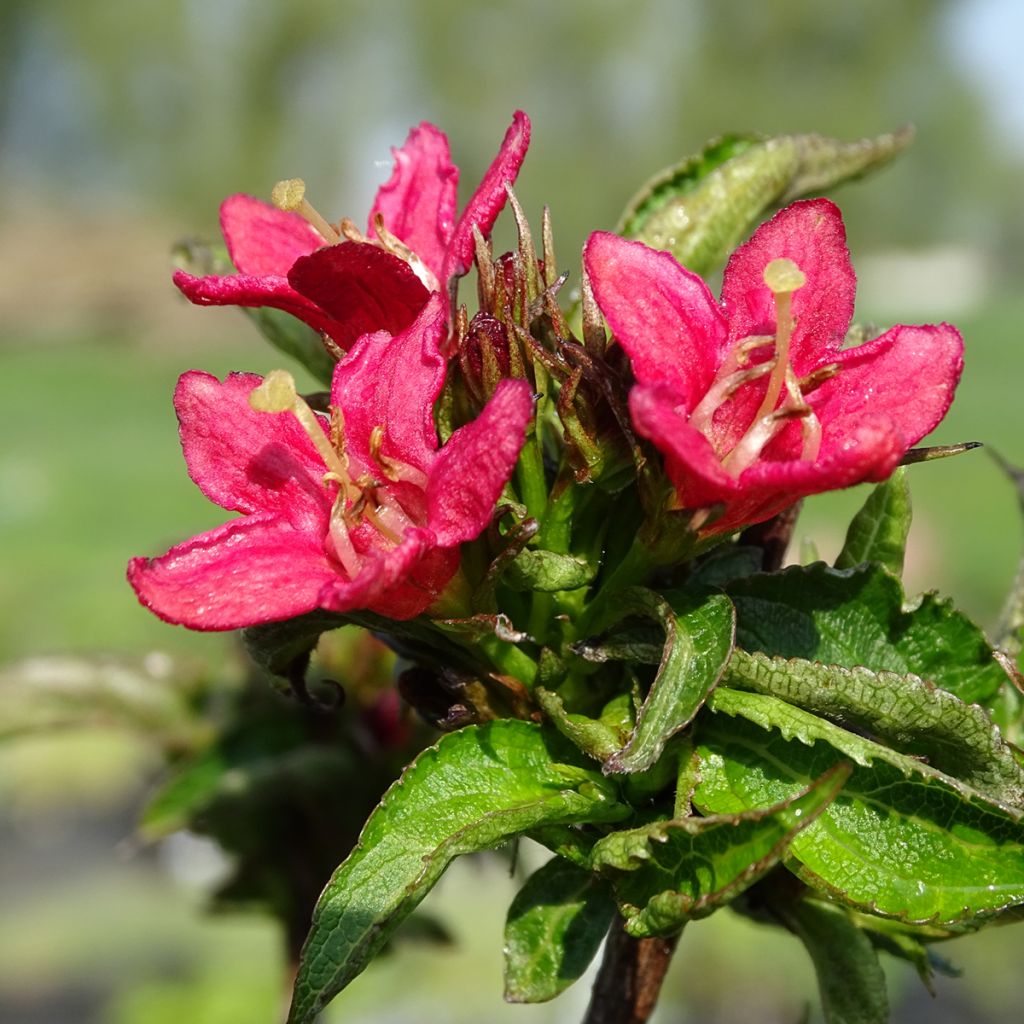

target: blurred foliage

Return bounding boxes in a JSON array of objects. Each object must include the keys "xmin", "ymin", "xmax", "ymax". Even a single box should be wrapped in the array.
[{"xmin": 2, "ymin": 0, "xmax": 1022, "ymax": 271}]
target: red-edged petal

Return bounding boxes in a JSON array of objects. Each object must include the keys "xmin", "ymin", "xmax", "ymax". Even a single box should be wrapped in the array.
[
  {"xmin": 369, "ymin": 122, "xmax": 459, "ymax": 283},
  {"xmin": 585, "ymin": 232, "xmax": 727, "ymax": 406},
  {"xmin": 629, "ymin": 385, "xmax": 736, "ymax": 507},
  {"xmin": 810, "ymin": 323, "xmax": 964, "ymax": 448},
  {"xmin": 220, "ymin": 194, "xmax": 322, "ymax": 276},
  {"xmin": 721, "ymin": 199, "xmax": 855, "ymax": 371},
  {"xmin": 329, "ymin": 293, "xmax": 448, "ymax": 474},
  {"xmin": 174, "ymin": 371, "xmax": 332, "ymax": 528},
  {"xmin": 317, "ymin": 527, "xmax": 438, "ymax": 619},
  {"xmin": 426, "ymin": 378, "xmax": 533, "ymax": 546},
  {"xmin": 443, "ymin": 110, "xmax": 531, "ymax": 282},
  {"xmin": 172, "ymin": 269, "xmax": 344, "ymax": 339},
  {"xmin": 712, "ymin": 418, "xmax": 905, "ymax": 533},
  {"xmin": 288, "ymin": 241, "xmax": 430, "ymax": 352},
  {"xmin": 127, "ymin": 515, "xmax": 335, "ymax": 631}
]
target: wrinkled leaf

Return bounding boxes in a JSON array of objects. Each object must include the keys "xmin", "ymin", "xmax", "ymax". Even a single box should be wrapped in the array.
[
  {"xmin": 727, "ymin": 562, "xmax": 1006, "ymax": 706},
  {"xmin": 835, "ymin": 468, "xmax": 911, "ymax": 576},
  {"xmin": 596, "ymin": 589, "xmax": 735, "ymax": 774},
  {"xmin": 783, "ymin": 899, "xmax": 888, "ymax": 1024},
  {"xmin": 503, "ymin": 857, "xmax": 617, "ymax": 1003},
  {"xmin": 618, "ymin": 128, "xmax": 911, "ymax": 276},
  {"xmin": 591, "ymin": 764, "xmax": 848, "ymax": 937},
  {"xmin": 536, "ymin": 689, "xmax": 632, "ymax": 762},
  {"xmin": 505, "ymin": 549, "xmax": 596, "ymax": 592},
  {"xmin": 696, "ymin": 694, "xmax": 1024, "ymax": 923},
  {"xmin": 723, "ymin": 649, "xmax": 1024, "ymax": 807},
  {"xmin": 287, "ymin": 721, "xmax": 628, "ymax": 1024}
]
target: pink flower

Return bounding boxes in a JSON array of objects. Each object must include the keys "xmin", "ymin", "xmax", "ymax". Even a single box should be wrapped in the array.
[
  {"xmin": 128, "ymin": 295, "xmax": 533, "ymax": 629},
  {"xmin": 584, "ymin": 199, "xmax": 964, "ymax": 534},
  {"xmin": 173, "ymin": 112, "xmax": 531, "ymax": 351}
]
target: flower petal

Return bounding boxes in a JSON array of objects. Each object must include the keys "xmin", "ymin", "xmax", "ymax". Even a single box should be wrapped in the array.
[
  {"xmin": 329, "ymin": 293, "xmax": 448, "ymax": 474},
  {"xmin": 317, "ymin": 527, "xmax": 450, "ymax": 620},
  {"xmin": 175, "ymin": 371, "xmax": 332, "ymax": 528},
  {"xmin": 172, "ymin": 269, "xmax": 344, "ymax": 339},
  {"xmin": 628, "ymin": 384, "xmax": 735, "ymax": 506},
  {"xmin": 220, "ymin": 194, "xmax": 323, "ymax": 276},
  {"xmin": 369, "ymin": 122, "xmax": 459, "ymax": 283},
  {"xmin": 127, "ymin": 515, "xmax": 335, "ymax": 631},
  {"xmin": 287, "ymin": 241, "xmax": 430, "ymax": 351},
  {"xmin": 427, "ymin": 378, "xmax": 534, "ymax": 546},
  {"xmin": 721, "ymin": 198, "xmax": 855, "ymax": 371},
  {"xmin": 585, "ymin": 232, "xmax": 727, "ymax": 406},
  {"xmin": 810, "ymin": 323, "xmax": 964, "ymax": 447},
  {"xmin": 443, "ymin": 110, "xmax": 531, "ymax": 281}
]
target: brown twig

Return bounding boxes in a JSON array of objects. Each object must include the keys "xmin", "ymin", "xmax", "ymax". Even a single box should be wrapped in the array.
[
  {"xmin": 739, "ymin": 500, "xmax": 803, "ymax": 572},
  {"xmin": 582, "ymin": 917, "xmax": 680, "ymax": 1024}
]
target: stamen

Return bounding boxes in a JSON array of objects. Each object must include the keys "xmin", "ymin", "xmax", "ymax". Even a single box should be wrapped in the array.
[
  {"xmin": 688, "ymin": 362, "xmax": 771, "ymax": 436},
  {"xmin": 797, "ymin": 363, "xmax": 839, "ymax": 394},
  {"xmin": 249, "ymin": 370, "xmax": 354, "ymax": 491},
  {"xmin": 328, "ymin": 501, "xmax": 362, "ymax": 577},
  {"xmin": 368, "ymin": 425, "xmax": 429, "ymax": 487},
  {"xmin": 372, "ymin": 213, "xmax": 440, "ymax": 291},
  {"xmin": 271, "ymin": 178, "xmax": 341, "ymax": 245},
  {"xmin": 751, "ymin": 258, "xmax": 806, "ymax": 423}
]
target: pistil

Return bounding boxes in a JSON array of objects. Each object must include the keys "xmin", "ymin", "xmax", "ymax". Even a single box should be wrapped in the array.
[
  {"xmin": 271, "ymin": 178, "xmax": 341, "ymax": 245},
  {"xmin": 249, "ymin": 370, "xmax": 357, "ymax": 501}
]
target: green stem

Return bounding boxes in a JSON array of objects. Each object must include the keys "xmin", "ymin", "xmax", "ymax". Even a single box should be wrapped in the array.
[{"xmin": 477, "ymin": 634, "xmax": 538, "ymax": 687}]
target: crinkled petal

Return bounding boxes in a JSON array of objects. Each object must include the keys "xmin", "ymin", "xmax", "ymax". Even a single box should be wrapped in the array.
[
  {"xmin": 721, "ymin": 198, "xmax": 855, "ymax": 371},
  {"xmin": 288, "ymin": 241, "xmax": 430, "ymax": 352},
  {"xmin": 715, "ymin": 418, "xmax": 905, "ymax": 533},
  {"xmin": 629, "ymin": 384, "xmax": 735, "ymax": 507},
  {"xmin": 426, "ymin": 378, "xmax": 534, "ymax": 546},
  {"xmin": 329, "ymin": 293, "xmax": 448, "ymax": 474},
  {"xmin": 172, "ymin": 269, "xmax": 344, "ymax": 339},
  {"xmin": 317, "ymin": 527, "xmax": 445, "ymax": 620},
  {"xmin": 810, "ymin": 323, "xmax": 964, "ymax": 447},
  {"xmin": 443, "ymin": 110, "xmax": 531, "ymax": 281},
  {"xmin": 220, "ymin": 194, "xmax": 322, "ymax": 276},
  {"xmin": 369, "ymin": 122, "xmax": 459, "ymax": 283},
  {"xmin": 127, "ymin": 515, "xmax": 335, "ymax": 631},
  {"xmin": 175, "ymin": 371, "xmax": 332, "ymax": 528},
  {"xmin": 586, "ymin": 232, "xmax": 727, "ymax": 406}
]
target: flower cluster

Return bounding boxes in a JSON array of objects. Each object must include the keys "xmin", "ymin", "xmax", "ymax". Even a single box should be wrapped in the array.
[{"xmin": 132, "ymin": 115, "xmax": 963, "ymax": 635}]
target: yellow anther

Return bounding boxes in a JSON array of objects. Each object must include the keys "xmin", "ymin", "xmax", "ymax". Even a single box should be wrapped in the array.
[
  {"xmin": 270, "ymin": 177, "xmax": 340, "ymax": 244},
  {"xmin": 249, "ymin": 370, "xmax": 351, "ymax": 487},
  {"xmin": 249, "ymin": 369, "xmax": 298, "ymax": 413},
  {"xmin": 271, "ymin": 178, "xmax": 307, "ymax": 211},
  {"xmin": 763, "ymin": 257, "xmax": 806, "ymax": 294}
]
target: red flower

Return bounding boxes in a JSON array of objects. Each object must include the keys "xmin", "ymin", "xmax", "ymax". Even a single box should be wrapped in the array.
[
  {"xmin": 173, "ymin": 112, "xmax": 531, "ymax": 351},
  {"xmin": 584, "ymin": 199, "xmax": 964, "ymax": 533},
  {"xmin": 128, "ymin": 295, "xmax": 533, "ymax": 629}
]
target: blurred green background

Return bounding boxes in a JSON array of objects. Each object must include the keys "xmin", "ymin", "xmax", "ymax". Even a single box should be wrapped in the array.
[{"xmin": 2, "ymin": 0, "xmax": 1023, "ymax": 1021}]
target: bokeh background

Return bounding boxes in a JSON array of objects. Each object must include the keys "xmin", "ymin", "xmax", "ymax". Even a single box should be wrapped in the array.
[{"xmin": 2, "ymin": 0, "xmax": 1024, "ymax": 1021}]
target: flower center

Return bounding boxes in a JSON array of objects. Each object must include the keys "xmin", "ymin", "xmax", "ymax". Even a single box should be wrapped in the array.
[
  {"xmin": 271, "ymin": 178, "xmax": 440, "ymax": 291},
  {"xmin": 249, "ymin": 370, "xmax": 425, "ymax": 576},
  {"xmin": 688, "ymin": 257, "xmax": 836, "ymax": 479}
]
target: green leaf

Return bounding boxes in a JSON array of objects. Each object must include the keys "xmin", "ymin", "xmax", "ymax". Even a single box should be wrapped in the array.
[
  {"xmin": 503, "ymin": 857, "xmax": 617, "ymax": 1003},
  {"xmin": 243, "ymin": 307, "xmax": 336, "ymax": 385},
  {"xmin": 242, "ymin": 610, "xmax": 348, "ymax": 681},
  {"xmin": 723, "ymin": 649, "xmax": 1024, "ymax": 807},
  {"xmin": 617, "ymin": 128, "xmax": 911, "ymax": 276},
  {"xmin": 835, "ymin": 468, "xmax": 912, "ymax": 576},
  {"xmin": 287, "ymin": 721, "xmax": 629, "ymax": 1024},
  {"xmin": 590, "ymin": 764, "xmax": 848, "ymax": 937},
  {"xmin": 505, "ymin": 549, "xmax": 596, "ymax": 592},
  {"xmin": 597, "ymin": 589, "xmax": 735, "ymax": 774},
  {"xmin": 783, "ymin": 900, "xmax": 888, "ymax": 1024},
  {"xmin": 536, "ymin": 689, "xmax": 633, "ymax": 762},
  {"xmin": 696, "ymin": 693, "xmax": 1024, "ymax": 923},
  {"xmin": 727, "ymin": 562, "xmax": 1006, "ymax": 706}
]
